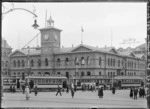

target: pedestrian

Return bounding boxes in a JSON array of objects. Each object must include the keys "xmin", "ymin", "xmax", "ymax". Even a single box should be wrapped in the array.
[
  {"xmin": 12, "ymin": 84, "xmax": 16, "ymax": 93},
  {"xmin": 66, "ymin": 84, "xmax": 69, "ymax": 93},
  {"xmin": 133, "ymin": 87, "xmax": 138, "ymax": 100},
  {"xmin": 98, "ymin": 86, "xmax": 103, "ymax": 98},
  {"xmin": 56, "ymin": 85, "xmax": 62, "ymax": 96},
  {"xmin": 112, "ymin": 87, "xmax": 115, "ymax": 94},
  {"xmin": 22, "ymin": 84, "xmax": 25, "ymax": 94},
  {"xmin": 9, "ymin": 84, "xmax": 12, "ymax": 92},
  {"xmin": 71, "ymin": 83, "xmax": 75, "ymax": 98},
  {"xmin": 25, "ymin": 86, "xmax": 30, "ymax": 100},
  {"xmin": 130, "ymin": 87, "xmax": 133, "ymax": 98},
  {"xmin": 34, "ymin": 84, "xmax": 38, "ymax": 96}
]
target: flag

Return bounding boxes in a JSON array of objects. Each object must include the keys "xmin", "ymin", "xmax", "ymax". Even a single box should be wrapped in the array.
[{"xmin": 81, "ymin": 26, "xmax": 84, "ymax": 32}]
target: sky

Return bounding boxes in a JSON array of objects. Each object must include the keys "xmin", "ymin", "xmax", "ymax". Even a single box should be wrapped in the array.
[{"xmin": 2, "ymin": 2, "xmax": 147, "ymax": 51}]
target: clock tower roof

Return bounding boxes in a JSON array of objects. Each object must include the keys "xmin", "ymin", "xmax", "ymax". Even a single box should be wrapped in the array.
[{"xmin": 39, "ymin": 26, "xmax": 62, "ymax": 32}]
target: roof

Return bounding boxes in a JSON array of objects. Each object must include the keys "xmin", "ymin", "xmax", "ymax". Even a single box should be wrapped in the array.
[
  {"xmin": 2, "ymin": 39, "xmax": 11, "ymax": 48},
  {"xmin": 39, "ymin": 26, "xmax": 62, "ymax": 31},
  {"xmin": 9, "ymin": 49, "xmax": 41, "ymax": 57}
]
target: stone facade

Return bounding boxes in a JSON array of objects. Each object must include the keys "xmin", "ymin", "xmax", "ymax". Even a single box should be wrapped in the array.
[{"xmin": 8, "ymin": 16, "xmax": 146, "ymax": 88}]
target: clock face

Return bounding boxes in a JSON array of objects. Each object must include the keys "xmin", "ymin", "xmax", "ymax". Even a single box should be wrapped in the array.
[{"xmin": 44, "ymin": 34, "xmax": 49, "ymax": 41}]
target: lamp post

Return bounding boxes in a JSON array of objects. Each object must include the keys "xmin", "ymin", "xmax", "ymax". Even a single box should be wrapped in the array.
[
  {"xmin": 27, "ymin": 46, "xmax": 30, "ymax": 87},
  {"xmin": 2, "ymin": 4, "xmax": 39, "ymax": 29}
]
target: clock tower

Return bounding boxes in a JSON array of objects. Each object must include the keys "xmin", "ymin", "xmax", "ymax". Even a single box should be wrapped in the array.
[{"xmin": 39, "ymin": 15, "xmax": 62, "ymax": 55}]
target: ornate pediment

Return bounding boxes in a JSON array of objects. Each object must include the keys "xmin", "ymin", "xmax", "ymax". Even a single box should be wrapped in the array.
[
  {"xmin": 71, "ymin": 46, "xmax": 93, "ymax": 52},
  {"xmin": 109, "ymin": 48, "xmax": 118, "ymax": 54},
  {"xmin": 9, "ymin": 50, "xmax": 26, "ymax": 57}
]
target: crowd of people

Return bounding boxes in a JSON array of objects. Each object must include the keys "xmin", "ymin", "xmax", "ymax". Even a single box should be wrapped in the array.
[
  {"xmin": 129, "ymin": 87, "xmax": 147, "ymax": 100},
  {"xmin": 8, "ymin": 82, "xmax": 148, "ymax": 101}
]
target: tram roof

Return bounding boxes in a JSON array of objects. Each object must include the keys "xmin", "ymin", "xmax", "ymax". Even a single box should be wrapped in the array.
[
  {"xmin": 26, "ymin": 76, "xmax": 67, "ymax": 79},
  {"xmin": 114, "ymin": 76, "xmax": 143, "ymax": 80}
]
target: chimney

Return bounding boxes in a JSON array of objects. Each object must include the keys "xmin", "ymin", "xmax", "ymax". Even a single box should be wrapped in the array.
[
  {"xmin": 62, "ymin": 46, "xmax": 64, "ymax": 48},
  {"xmin": 72, "ymin": 44, "xmax": 74, "ymax": 48},
  {"xmin": 105, "ymin": 45, "xmax": 107, "ymax": 48}
]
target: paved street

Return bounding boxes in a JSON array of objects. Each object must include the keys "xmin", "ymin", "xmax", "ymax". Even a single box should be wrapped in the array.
[{"xmin": 2, "ymin": 89, "xmax": 147, "ymax": 108}]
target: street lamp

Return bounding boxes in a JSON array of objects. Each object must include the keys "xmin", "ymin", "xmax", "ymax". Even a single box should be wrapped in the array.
[{"xmin": 2, "ymin": 4, "xmax": 39, "ymax": 29}]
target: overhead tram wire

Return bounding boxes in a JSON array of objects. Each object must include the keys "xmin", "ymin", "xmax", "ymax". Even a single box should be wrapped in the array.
[{"xmin": 22, "ymin": 32, "xmax": 40, "ymax": 49}]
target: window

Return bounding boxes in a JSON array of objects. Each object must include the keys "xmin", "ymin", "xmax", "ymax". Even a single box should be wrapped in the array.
[
  {"xmin": 38, "ymin": 72, "xmax": 41, "ymax": 76},
  {"xmin": 99, "ymin": 72, "xmax": 101, "ymax": 76},
  {"xmin": 108, "ymin": 58, "xmax": 110, "ymax": 66},
  {"xmin": 108, "ymin": 72, "xmax": 110, "ymax": 76},
  {"xmin": 87, "ymin": 72, "xmax": 91, "ymax": 76},
  {"xmin": 18, "ymin": 72, "xmax": 20, "ymax": 76},
  {"xmin": 81, "ymin": 72, "xmax": 84, "ymax": 76},
  {"xmin": 66, "ymin": 72, "xmax": 69, "ymax": 78},
  {"xmin": 99, "ymin": 57, "xmax": 101, "ymax": 65},
  {"xmin": 57, "ymin": 72, "xmax": 60, "ymax": 75},
  {"xmin": 22, "ymin": 60, "xmax": 25, "ymax": 67},
  {"xmin": 5, "ymin": 61, "xmax": 8, "ymax": 68},
  {"xmin": 81, "ymin": 57, "xmax": 85, "ymax": 65},
  {"xmin": 113, "ymin": 59, "xmax": 115, "ymax": 66},
  {"xmin": 134, "ymin": 72, "xmax": 136, "ymax": 75},
  {"xmin": 118, "ymin": 60, "xmax": 120, "ymax": 67},
  {"xmin": 38, "ymin": 59, "xmax": 41, "ymax": 67},
  {"xmin": 75, "ymin": 57, "xmax": 79, "ymax": 65},
  {"xmin": 57, "ymin": 58, "xmax": 60, "ymax": 66},
  {"xmin": 18, "ymin": 60, "xmax": 20, "ymax": 67},
  {"xmin": 110, "ymin": 58, "xmax": 112, "ymax": 66},
  {"xmin": 14, "ymin": 72, "xmax": 16, "ymax": 76},
  {"xmin": 87, "ymin": 56, "xmax": 90, "ymax": 65},
  {"xmin": 31, "ymin": 59, "xmax": 34, "ymax": 67},
  {"xmin": 65, "ymin": 58, "xmax": 69, "ymax": 65},
  {"xmin": 135, "ymin": 62, "xmax": 136, "ymax": 68},
  {"xmin": 45, "ymin": 58, "xmax": 49, "ymax": 66},
  {"xmin": 122, "ymin": 60, "xmax": 124, "ymax": 66}
]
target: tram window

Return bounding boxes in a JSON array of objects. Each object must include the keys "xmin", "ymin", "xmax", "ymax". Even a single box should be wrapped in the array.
[
  {"xmin": 46, "ymin": 79, "xmax": 48, "ymax": 83},
  {"xmin": 49, "ymin": 79, "xmax": 51, "ymax": 83},
  {"xmin": 38, "ymin": 79, "xmax": 41, "ymax": 84},
  {"xmin": 53, "ymin": 80, "xmax": 55, "ymax": 83}
]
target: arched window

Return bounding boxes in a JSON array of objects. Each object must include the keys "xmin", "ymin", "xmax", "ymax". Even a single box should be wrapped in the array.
[
  {"xmin": 38, "ymin": 59, "xmax": 41, "ymax": 67},
  {"xmin": 99, "ymin": 57, "xmax": 101, "ymax": 65},
  {"xmin": 65, "ymin": 58, "xmax": 69, "ymax": 65},
  {"xmin": 57, "ymin": 58, "xmax": 60, "ymax": 66},
  {"xmin": 81, "ymin": 57, "xmax": 85, "ymax": 65},
  {"xmin": 18, "ymin": 60, "xmax": 20, "ymax": 67},
  {"xmin": 45, "ymin": 58, "xmax": 49, "ymax": 66},
  {"xmin": 31, "ymin": 59, "xmax": 34, "ymax": 67},
  {"xmin": 75, "ymin": 57, "xmax": 79, "ymax": 65},
  {"xmin": 87, "ymin": 56, "xmax": 90, "ymax": 65},
  {"xmin": 38, "ymin": 72, "xmax": 41, "ymax": 76},
  {"xmin": 22, "ymin": 60, "xmax": 25, "ymax": 67}
]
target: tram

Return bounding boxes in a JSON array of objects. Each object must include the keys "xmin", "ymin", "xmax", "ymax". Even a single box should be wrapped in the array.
[
  {"xmin": 25, "ymin": 76, "xmax": 67, "ymax": 91},
  {"xmin": 2, "ymin": 76, "xmax": 18, "ymax": 91},
  {"xmin": 115, "ymin": 76, "xmax": 143, "ymax": 89}
]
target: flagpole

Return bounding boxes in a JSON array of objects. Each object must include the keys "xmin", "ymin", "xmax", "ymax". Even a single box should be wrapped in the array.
[
  {"xmin": 81, "ymin": 26, "xmax": 83, "ymax": 45},
  {"xmin": 45, "ymin": 9, "xmax": 47, "ymax": 27}
]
